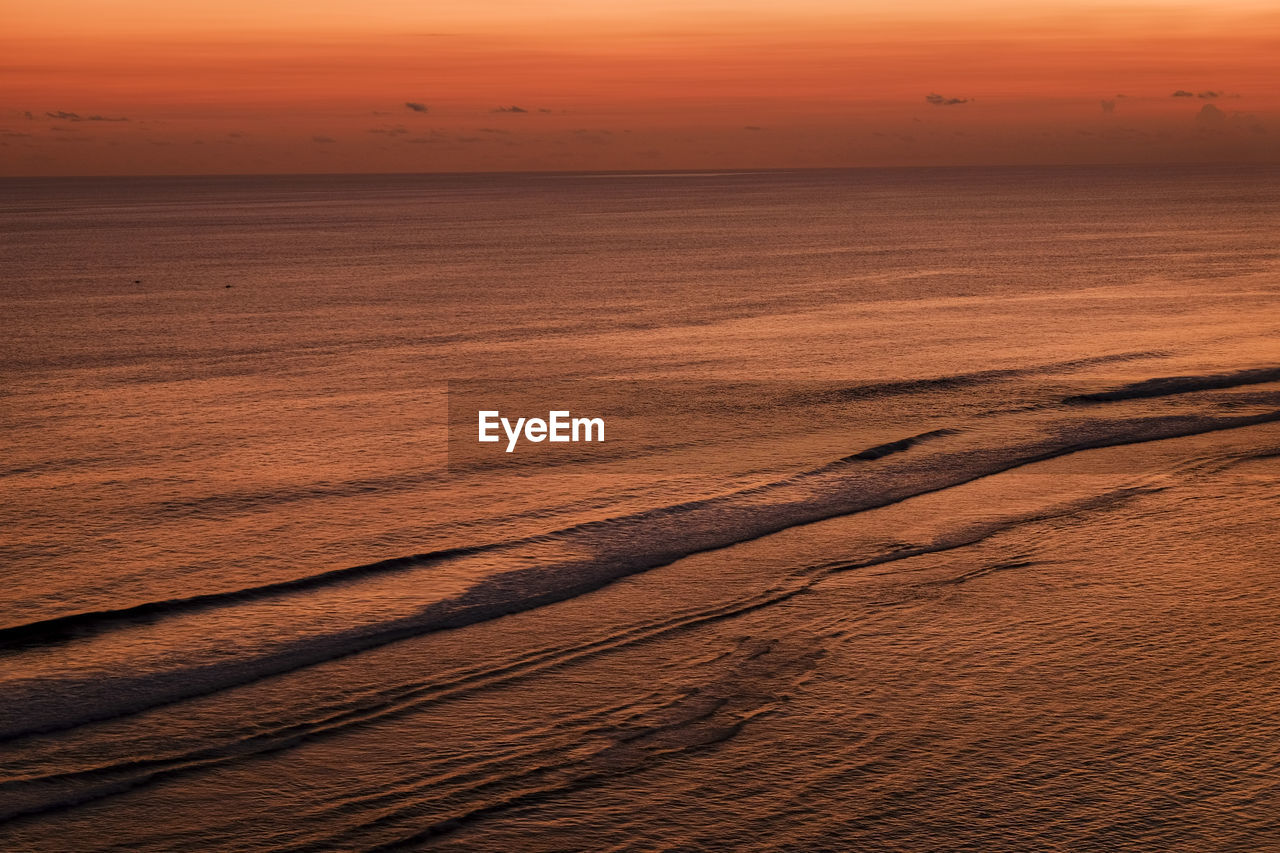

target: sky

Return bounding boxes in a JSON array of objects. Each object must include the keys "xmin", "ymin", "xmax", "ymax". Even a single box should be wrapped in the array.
[{"xmin": 2, "ymin": 0, "xmax": 1278, "ymax": 175}]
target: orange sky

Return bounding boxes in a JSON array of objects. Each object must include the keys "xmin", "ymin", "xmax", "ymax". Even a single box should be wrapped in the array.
[{"xmin": 3, "ymin": 1, "xmax": 1278, "ymax": 175}]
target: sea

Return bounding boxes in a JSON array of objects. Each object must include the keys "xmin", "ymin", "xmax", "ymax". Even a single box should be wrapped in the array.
[{"xmin": 2, "ymin": 166, "xmax": 1279, "ymax": 851}]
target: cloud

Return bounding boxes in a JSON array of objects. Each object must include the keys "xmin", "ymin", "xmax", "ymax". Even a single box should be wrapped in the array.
[
  {"xmin": 369, "ymin": 124, "xmax": 409, "ymax": 136},
  {"xmin": 1193, "ymin": 104, "xmax": 1266, "ymax": 135},
  {"xmin": 925, "ymin": 93, "xmax": 968, "ymax": 106},
  {"xmin": 1100, "ymin": 99, "xmax": 1116, "ymax": 114},
  {"xmin": 44, "ymin": 110, "xmax": 128, "ymax": 122},
  {"xmin": 312, "ymin": 135, "xmax": 337, "ymax": 143},
  {"xmin": 1197, "ymin": 91, "xmax": 1222, "ymax": 99},
  {"xmin": 1195, "ymin": 103, "xmax": 1226, "ymax": 126},
  {"xmin": 744, "ymin": 125, "xmax": 764, "ymax": 130},
  {"xmin": 1172, "ymin": 90, "xmax": 1194, "ymax": 98},
  {"xmin": 405, "ymin": 102, "xmax": 429, "ymax": 113},
  {"xmin": 493, "ymin": 105, "xmax": 528, "ymax": 113}
]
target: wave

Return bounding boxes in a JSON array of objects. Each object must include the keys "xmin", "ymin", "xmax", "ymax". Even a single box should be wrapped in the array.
[
  {"xmin": 1065, "ymin": 365, "xmax": 1280, "ymax": 404},
  {"xmin": 820, "ymin": 351, "xmax": 1171, "ymax": 401},
  {"xmin": 0, "ymin": 544, "xmax": 482, "ymax": 650},
  {"xmin": 0, "ymin": 428, "xmax": 957, "ymax": 650},
  {"xmin": 0, "ymin": 485, "xmax": 1159, "ymax": 824},
  {"xmin": 1, "ymin": 407, "xmax": 1277, "ymax": 743}
]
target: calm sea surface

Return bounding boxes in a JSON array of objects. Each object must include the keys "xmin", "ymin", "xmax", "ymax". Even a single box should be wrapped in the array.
[{"xmin": 2, "ymin": 167, "xmax": 1279, "ymax": 850}]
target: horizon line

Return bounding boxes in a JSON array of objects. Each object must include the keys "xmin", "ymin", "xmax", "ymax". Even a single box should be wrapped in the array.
[{"xmin": 4, "ymin": 160, "xmax": 1279, "ymax": 181}]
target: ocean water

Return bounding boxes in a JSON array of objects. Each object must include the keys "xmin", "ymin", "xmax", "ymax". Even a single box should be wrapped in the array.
[{"xmin": 1, "ymin": 166, "xmax": 1279, "ymax": 851}]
